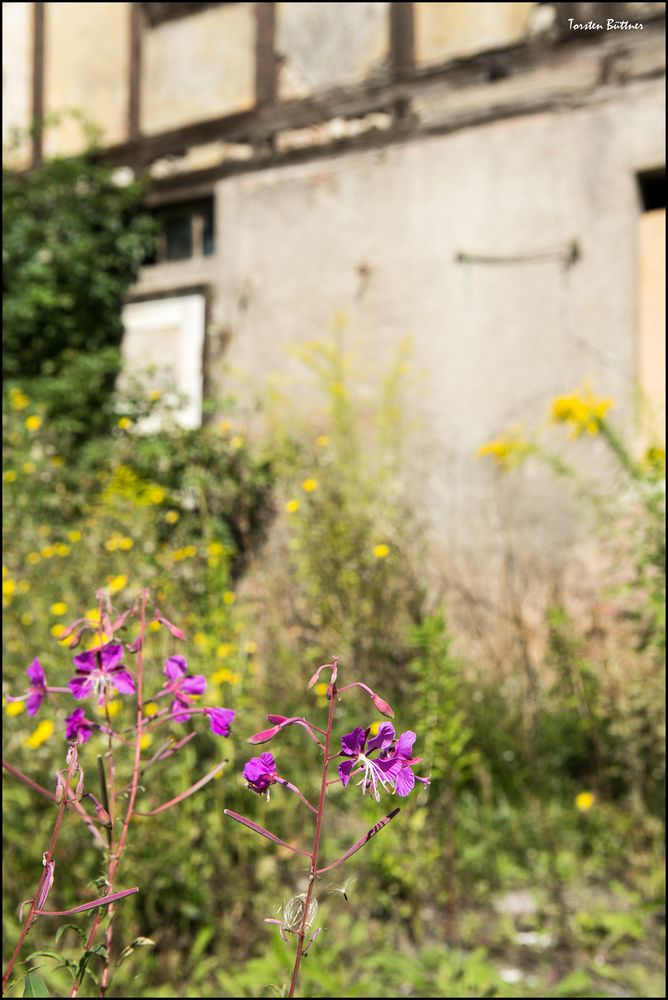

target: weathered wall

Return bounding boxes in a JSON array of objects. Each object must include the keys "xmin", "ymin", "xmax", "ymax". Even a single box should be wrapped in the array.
[
  {"xmin": 414, "ymin": 2, "xmax": 535, "ymax": 66},
  {"xmin": 205, "ymin": 75, "xmax": 664, "ymax": 612},
  {"xmin": 43, "ymin": 2, "xmax": 130, "ymax": 156},
  {"xmin": 141, "ymin": 3, "xmax": 256, "ymax": 134},
  {"xmin": 2, "ymin": 1, "xmax": 33, "ymax": 167}
]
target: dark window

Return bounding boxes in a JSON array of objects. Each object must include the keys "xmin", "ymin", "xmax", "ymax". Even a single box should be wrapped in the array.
[
  {"xmin": 638, "ymin": 169, "xmax": 666, "ymax": 212},
  {"xmin": 150, "ymin": 198, "xmax": 215, "ymax": 265}
]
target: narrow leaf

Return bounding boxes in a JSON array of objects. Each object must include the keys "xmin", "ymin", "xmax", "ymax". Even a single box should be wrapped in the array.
[
  {"xmin": 224, "ymin": 810, "xmax": 311, "ymax": 856},
  {"xmin": 22, "ymin": 972, "xmax": 49, "ymax": 997},
  {"xmin": 316, "ymin": 808, "xmax": 400, "ymax": 874},
  {"xmin": 36, "ymin": 886, "xmax": 138, "ymax": 916},
  {"xmin": 135, "ymin": 760, "xmax": 226, "ymax": 816}
]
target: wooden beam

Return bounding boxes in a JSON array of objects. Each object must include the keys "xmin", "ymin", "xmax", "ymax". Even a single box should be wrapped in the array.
[
  {"xmin": 390, "ymin": 2, "xmax": 414, "ymax": 76},
  {"xmin": 255, "ymin": 2, "xmax": 276, "ymax": 107},
  {"xmin": 32, "ymin": 1, "xmax": 45, "ymax": 165},
  {"xmin": 128, "ymin": 3, "xmax": 143, "ymax": 139}
]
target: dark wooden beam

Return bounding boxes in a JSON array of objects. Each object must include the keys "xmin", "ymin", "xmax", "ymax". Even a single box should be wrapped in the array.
[
  {"xmin": 32, "ymin": 1, "xmax": 45, "ymax": 165},
  {"xmin": 255, "ymin": 2, "xmax": 276, "ymax": 107},
  {"xmin": 128, "ymin": 3, "xmax": 143, "ymax": 139},
  {"xmin": 390, "ymin": 2, "xmax": 414, "ymax": 75}
]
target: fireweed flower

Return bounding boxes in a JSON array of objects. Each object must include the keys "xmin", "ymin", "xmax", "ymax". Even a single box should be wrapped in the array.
[
  {"xmin": 68, "ymin": 643, "xmax": 135, "ymax": 705},
  {"xmin": 162, "ymin": 655, "xmax": 206, "ymax": 721},
  {"xmin": 25, "ymin": 659, "xmax": 47, "ymax": 716},
  {"xmin": 338, "ymin": 724, "xmax": 429, "ymax": 801},
  {"xmin": 205, "ymin": 707, "xmax": 235, "ymax": 737},
  {"xmin": 243, "ymin": 752, "xmax": 279, "ymax": 795},
  {"xmin": 65, "ymin": 708, "xmax": 94, "ymax": 745}
]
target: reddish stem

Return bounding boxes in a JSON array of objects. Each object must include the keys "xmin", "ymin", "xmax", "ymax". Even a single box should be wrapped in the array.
[
  {"xmin": 287, "ymin": 665, "xmax": 338, "ymax": 999},
  {"xmin": 2, "ymin": 750, "xmax": 79, "ymax": 991}
]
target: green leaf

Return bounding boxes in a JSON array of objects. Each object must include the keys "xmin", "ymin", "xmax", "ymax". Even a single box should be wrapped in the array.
[
  {"xmin": 55, "ymin": 924, "xmax": 86, "ymax": 947},
  {"xmin": 22, "ymin": 972, "xmax": 49, "ymax": 998}
]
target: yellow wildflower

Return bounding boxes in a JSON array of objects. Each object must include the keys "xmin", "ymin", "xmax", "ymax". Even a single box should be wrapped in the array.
[
  {"xmin": 165, "ymin": 510, "xmax": 180, "ymax": 524},
  {"xmin": 50, "ymin": 602, "xmax": 68, "ymax": 616},
  {"xmin": 105, "ymin": 537, "xmax": 119, "ymax": 552},
  {"xmin": 194, "ymin": 632, "xmax": 207, "ymax": 646},
  {"xmin": 50, "ymin": 623, "xmax": 66, "ymax": 638},
  {"xmin": 285, "ymin": 499, "xmax": 300, "ymax": 513},
  {"xmin": 315, "ymin": 435, "xmax": 329, "ymax": 447},
  {"xmin": 85, "ymin": 631, "xmax": 109, "ymax": 650},
  {"xmin": 107, "ymin": 575, "xmax": 127, "ymax": 596},
  {"xmin": 86, "ymin": 608, "xmax": 101, "ymax": 622},
  {"xmin": 27, "ymin": 552, "xmax": 41, "ymax": 565},
  {"xmin": 550, "ymin": 384, "xmax": 613, "ymax": 438},
  {"xmin": 314, "ymin": 683, "xmax": 329, "ymax": 697},
  {"xmin": 25, "ymin": 415, "xmax": 42, "ymax": 432},
  {"xmin": 148, "ymin": 486, "xmax": 166, "ymax": 505},
  {"xmin": 3, "ymin": 470, "xmax": 17, "ymax": 483},
  {"xmin": 119, "ymin": 537, "xmax": 134, "ymax": 551},
  {"xmin": 54, "ymin": 544, "xmax": 70, "ymax": 557},
  {"xmin": 3, "ymin": 579, "xmax": 16, "ymax": 598},
  {"xmin": 1, "ymin": 566, "xmax": 6, "ymax": 577},
  {"xmin": 95, "ymin": 700, "xmax": 120, "ymax": 718},
  {"xmin": 212, "ymin": 667, "xmax": 233, "ymax": 684},
  {"xmin": 301, "ymin": 478, "xmax": 318, "ymax": 493},
  {"xmin": 10, "ymin": 388, "xmax": 30, "ymax": 410},
  {"xmin": 149, "ymin": 620, "xmax": 161, "ymax": 633},
  {"xmin": 208, "ymin": 541, "xmax": 224, "ymax": 556},
  {"xmin": 24, "ymin": 720, "xmax": 55, "ymax": 749},
  {"xmin": 223, "ymin": 591, "xmax": 235, "ymax": 605},
  {"xmin": 575, "ymin": 791, "xmax": 596, "ymax": 812},
  {"xmin": 218, "ymin": 419, "xmax": 233, "ymax": 434},
  {"xmin": 149, "ymin": 389, "xmax": 162, "ymax": 401},
  {"xmin": 369, "ymin": 721, "xmax": 382, "ymax": 737},
  {"xmin": 140, "ymin": 734, "xmax": 153, "ymax": 751},
  {"xmin": 216, "ymin": 643, "xmax": 234, "ymax": 659},
  {"xmin": 21, "ymin": 462, "xmax": 36, "ymax": 475},
  {"xmin": 372, "ymin": 544, "xmax": 390, "ymax": 559},
  {"xmin": 230, "ymin": 435, "xmax": 244, "ymax": 449},
  {"xmin": 476, "ymin": 429, "xmax": 532, "ymax": 470},
  {"xmin": 6, "ymin": 700, "xmax": 25, "ymax": 717},
  {"xmin": 144, "ymin": 702, "xmax": 159, "ymax": 717},
  {"xmin": 245, "ymin": 641, "xmax": 257, "ymax": 655},
  {"xmin": 51, "ymin": 456, "xmax": 64, "ymax": 468},
  {"xmin": 67, "ymin": 530, "xmax": 82, "ymax": 543},
  {"xmin": 117, "ymin": 417, "xmax": 132, "ymax": 430}
]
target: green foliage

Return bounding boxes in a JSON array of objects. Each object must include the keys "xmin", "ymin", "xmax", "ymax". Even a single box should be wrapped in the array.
[{"xmin": 3, "ymin": 147, "xmax": 155, "ymax": 439}]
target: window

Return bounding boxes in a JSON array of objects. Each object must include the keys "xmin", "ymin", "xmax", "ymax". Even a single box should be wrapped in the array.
[
  {"xmin": 637, "ymin": 169, "xmax": 666, "ymax": 425},
  {"xmin": 149, "ymin": 198, "xmax": 215, "ymax": 265}
]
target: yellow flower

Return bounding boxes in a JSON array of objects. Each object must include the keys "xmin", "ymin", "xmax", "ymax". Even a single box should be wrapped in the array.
[
  {"xmin": 94, "ymin": 699, "xmax": 120, "ymax": 718},
  {"xmin": 218, "ymin": 419, "xmax": 233, "ymax": 433},
  {"xmin": 208, "ymin": 541, "xmax": 224, "ymax": 556},
  {"xmin": 2, "ymin": 579, "xmax": 16, "ymax": 598},
  {"xmin": 285, "ymin": 499, "xmax": 300, "ymax": 513},
  {"xmin": 230, "ymin": 435, "xmax": 244, "ymax": 449},
  {"xmin": 67, "ymin": 530, "xmax": 82, "ymax": 543},
  {"xmin": 51, "ymin": 456, "xmax": 64, "ymax": 468},
  {"xmin": 105, "ymin": 537, "xmax": 119, "ymax": 552},
  {"xmin": 476, "ymin": 429, "xmax": 532, "ymax": 470},
  {"xmin": 575, "ymin": 791, "xmax": 596, "ymax": 812},
  {"xmin": 107, "ymin": 575, "xmax": 127, "ymax": 596},
  {"xmin": 245, "ymin": 641, "xmax": 257, "ymax": 655},
  {"xmin": 119, "ymin": 537, "xmax": 134, "ymax": 551},
  {"xmin": 24, "ymin": 720, "xmax": 55, "ymax": 749},
  {"xmin": 9, "ymin": 389, "xmax": 30, "ymax": 410},
  {"xmin": 21, "ymin": 613, "xmax": 34, "ymax": 626},
  {"xmin": 1, "ymin": 566, "xmax": 6, "ymax": 578},
  {"xmin": 25, "ymin": 415, "xmax": 42, "ymax": 432},
  {"xmin": 550, "ymin": 384, "xmax": 614, "ymax": 439},
  {"xmin": 223, "ymin": 591, "xmax": 236, "ymax": 605},
  {"xmin": 149, "ymin": 390, "xmax": 162, "ymax": 401},
  {"xmin": 216, "ymin": 643, "xmax": 234, "ymax": 659},
  {"xmin": 6, "ymin": 700, "xmax": 25, "ymax": 717},
  {"xmin": 301, "ymin": 478, "xmax": 318, "ymax": 493},
  {"xmin": 315, "ymin": 435, "xmax": 329, "ymax": 447},
  {"xmin": 369, "ymin": 721, "xmax": 382, "ymax": 737},
  {"xmin": 314, "ymin": 682, "xmax": 329, "ymax": 697},
  {"xmin": 212, "ymin": 667, "xmax": 233, "ymax": 684},
  {"xmin": 372, "ymin": 544, "xmax": 390, "ymax": 559},
  {"xmin": 3, "ymin": 470, "xmax": 17, "ymax": 483},
  {"xmin": 117, "ymin": 417, "xmax": 132, "ymax": 430},
  {"xmin": 21, "ymin": 462, "xmax": 36, "ymax": 475},
  {"xmin": 86, "ymin": 608, "xmax": 101, "ymax": 622},
  {"xmin": 27, "ymin": 552, "xmax": 41, "ymax": 565},
  {"xmin": 140, "ymin": 734, "xmax": 153, "ymax": 751},
  {"xmin": 50, "ymin": 623, "xmax": 66, "ymax": 638},
  {"xmin": 144, "ymin": 702, "xmax": 159, "ymax": 717},
  {"xmin": 54, "ymin": 544, "xmax": 70, "ymax": 557},
  {"xmin": 148, "ymin": 486, "xmax": 166, "ymax": 505},
  {"xmin": 165, "ymin": 510, "xmax": 180, "ymax": 524},
  {"xmin": 194, "ymin": 632, "xmax": 207, "ymax": 646},
  {"xmin": 85, "ymin": 632, "xmax": 110, "ymax": 650},
  {"xmin": 50, "ymin": 602, "xmax": 68, "ymax": 616},
  {"xmin": 149, "ymin": 620, "xmax": 161, "ymax": 633}
]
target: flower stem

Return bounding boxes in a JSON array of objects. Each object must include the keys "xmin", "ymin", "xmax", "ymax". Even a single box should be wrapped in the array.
[{"xmin": 287, "ymin": 673, "xmax": 337, "ymax": 998}]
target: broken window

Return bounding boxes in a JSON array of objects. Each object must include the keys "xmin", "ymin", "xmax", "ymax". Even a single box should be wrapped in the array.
[
  {"xmin": 637, "ymin": 168, "xmax": 666, "ymax": 424},
  {"xmin": 148, "ymin": 197, "xmax": 215, "ymax": 265}
]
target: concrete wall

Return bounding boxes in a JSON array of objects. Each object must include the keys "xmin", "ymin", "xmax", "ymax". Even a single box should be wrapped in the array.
[
  {"xmin": 204, "ymin": 75, "xmax": 664, "ymax": 608},
  {"xmin": 2, "ymin": 1, "xmax": 33, "ymax": 167}
]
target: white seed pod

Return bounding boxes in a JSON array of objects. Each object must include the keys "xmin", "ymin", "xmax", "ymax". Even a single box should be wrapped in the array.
[{"xmin": 282, "ymin": 894, "xmax": 318, "ymax": 933}]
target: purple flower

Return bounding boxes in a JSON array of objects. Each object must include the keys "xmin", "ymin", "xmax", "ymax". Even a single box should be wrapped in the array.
[
  {"xmin": 68, "ymin": 643, "xmax": 135, "ymax": 705},
  {"xmin": 162, "ymin": 655, "xmax": 206, "ymax": 722},
  {"xmin": 25, "ymin": 658, "xmax": 47, "ymax": 716},
  {"xmin": 205, "ymin": 707, "xmax": 235, "ymax": 737},
  {"xmin": 381, "ymin": 730, "xmax": 431, "ymax": 797},
  {"xmin": 243, "ymin": 752, "xmax": 278, "ymax": 794},
  {"xmin": 65, "ymin": 708, "xmax": 94, "ymax": 745},
  {"xmin": 338, "ymin": 724, "xmax": 429, "ymax": 800}
]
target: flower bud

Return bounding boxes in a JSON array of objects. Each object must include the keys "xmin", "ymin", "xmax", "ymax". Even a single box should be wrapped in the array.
[
  {"xmin": 247, "ymin": 725, "xmax": 281, "ymax": 745},
  {"xmin": 370, "ymin": 692, "xmax": 394, "ymax": 718}
]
